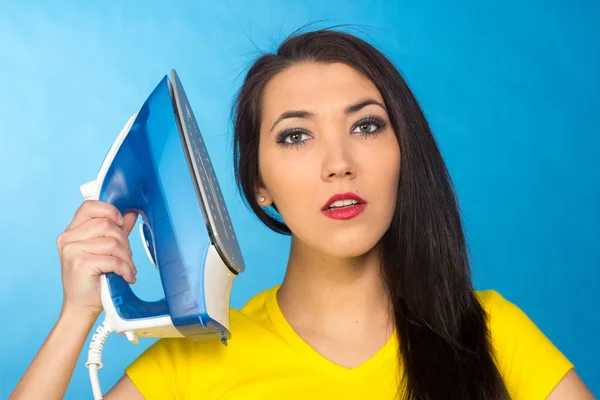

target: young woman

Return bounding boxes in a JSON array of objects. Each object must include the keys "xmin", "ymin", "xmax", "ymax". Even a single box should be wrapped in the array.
[{"xmin": 11, "ymin": 28, "xmax": 594, "ymax": 400}]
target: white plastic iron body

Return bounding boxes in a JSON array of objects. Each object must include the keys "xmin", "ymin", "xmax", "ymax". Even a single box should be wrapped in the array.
[
  {"xmin": 80, "ymin": 111, "xmax": 236, "ymax": 345},
  {"xmin": 79, "ymin": 72, "xmax": 244, "ymax": 346},
  {"xmin": 82, "ymin": 70, "xmax": 244, "ymax": 400}
]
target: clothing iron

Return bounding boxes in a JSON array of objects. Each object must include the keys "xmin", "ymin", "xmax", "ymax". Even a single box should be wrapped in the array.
[{"xmin": 79, "ymin": 69, "xmax": 245, "ymax": 347}]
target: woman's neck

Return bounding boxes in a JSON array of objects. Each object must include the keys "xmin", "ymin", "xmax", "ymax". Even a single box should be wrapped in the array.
[{"xmin": 276, "ymin": 235, "xmax": 394, "ymax": 337}]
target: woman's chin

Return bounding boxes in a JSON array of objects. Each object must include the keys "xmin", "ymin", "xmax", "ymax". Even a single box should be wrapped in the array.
[{"xmin": 314, "ymin": 235, "xmax": 381, "ymax": 259}]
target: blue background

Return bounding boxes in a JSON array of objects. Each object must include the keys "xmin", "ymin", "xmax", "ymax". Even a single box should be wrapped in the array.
[{"xmin": 0, "ymin": 1, "xmax": 598, "ymax": 398}]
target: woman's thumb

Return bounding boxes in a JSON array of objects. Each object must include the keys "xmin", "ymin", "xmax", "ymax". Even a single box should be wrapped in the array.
[{"xmin": 122, "ymin": 211, "xmax": 139, "ymax": 236}]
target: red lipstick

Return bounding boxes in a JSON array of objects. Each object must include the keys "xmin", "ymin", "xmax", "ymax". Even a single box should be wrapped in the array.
[{"xmin": 321, "ymin": 192, "xmax": 367, "ymax": 220}]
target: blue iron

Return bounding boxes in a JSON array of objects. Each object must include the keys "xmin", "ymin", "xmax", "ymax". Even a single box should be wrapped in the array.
[{"xmin": 79, "ymin": 70, "xmax": 245, "ymax": 347}]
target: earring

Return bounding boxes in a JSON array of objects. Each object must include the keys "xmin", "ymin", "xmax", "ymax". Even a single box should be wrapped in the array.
[{"xmin": 259, "ymin": 196, "xmax": 265, "ymax": 203}]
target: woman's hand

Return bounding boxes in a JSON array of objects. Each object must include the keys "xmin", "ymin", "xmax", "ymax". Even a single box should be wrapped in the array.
[{"xmin": 56, "ymin": 199, "xmax": 139, "ymax": 319}]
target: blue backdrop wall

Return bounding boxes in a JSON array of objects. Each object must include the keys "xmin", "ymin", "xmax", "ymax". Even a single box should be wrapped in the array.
[{"xmin": 0, "ymin": 1, "xmax": 597, "ymax": 398}]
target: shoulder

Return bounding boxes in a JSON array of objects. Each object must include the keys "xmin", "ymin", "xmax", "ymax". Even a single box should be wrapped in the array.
[
  {"xmin": 474, "ymin": 289, "xmax": 574, "ymax": 399},
  {"xmin": 124, "ymin": 286, "xmax": 284, "ymax": 398},
  {"xmin": 136, "ymin": 284, "xmax": 280, "ymax": 357},
  {"xmin": 474, "ymin": 288, "xmax": 517, "ymax": 316},
  {"xmin": 474, "ymin": 289, "xmax": 528, "ymax": 332},
  {"xmin": 133, "ymin": 304, "xmax": 275, "ymax": 357}
]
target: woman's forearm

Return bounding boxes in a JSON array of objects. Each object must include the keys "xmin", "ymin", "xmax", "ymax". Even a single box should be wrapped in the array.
[{"xmin": 9, "ymin": 309, "xmax": 98, "ymax": 400}]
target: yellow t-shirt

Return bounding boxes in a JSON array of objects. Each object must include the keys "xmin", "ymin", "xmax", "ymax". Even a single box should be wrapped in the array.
[{"xmin": 125, "ymin": 285, "xmax": 573, "ymax": 399}]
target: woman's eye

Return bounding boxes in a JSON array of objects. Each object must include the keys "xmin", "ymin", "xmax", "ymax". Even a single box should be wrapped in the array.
[
  {"xmin": 276, "ymin": 130, "xmax": 310, "ymax": 148},
  {"xmin": 353, "ymin": 123, "xmax": 379, "ymax": 134},
  {"xmin": 285, "ymin": 132, "xmax": 308, "ymax": 144},
  {"xmin": 352, "ymin": 117, "xmax": 387, "ymax": 135}
]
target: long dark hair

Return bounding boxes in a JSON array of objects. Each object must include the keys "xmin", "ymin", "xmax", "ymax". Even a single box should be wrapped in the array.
[{"xmin": 231, "ymin": 27, "xmax": 510, "ymax": 400}]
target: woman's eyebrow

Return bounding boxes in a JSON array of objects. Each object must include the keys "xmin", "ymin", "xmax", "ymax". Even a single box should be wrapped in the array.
[
  {"xmin": 345, "ymin": 98, "xmax": 387, "ymax": 114},
  {"xmin": 270, "ymin": 110, "xmax": 314, "ymax": 132},
  {"xmin": 269, "ymin": 98, "xmax": 386, "ymax": 132}
]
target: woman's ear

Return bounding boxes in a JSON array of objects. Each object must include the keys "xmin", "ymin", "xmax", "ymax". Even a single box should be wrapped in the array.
[
  {"xmin": 256, "ymin": 188, "xmax": 272, "ymax": 207},
  {"xmin": 255, "ymin": 175, "xmax": 272, "ymax": 206}
]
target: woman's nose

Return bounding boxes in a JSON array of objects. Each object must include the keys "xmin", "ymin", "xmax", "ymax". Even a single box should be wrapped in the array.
[{"xmin": 320, "ymin": 136, "xmax": 356, "ymax": 181}]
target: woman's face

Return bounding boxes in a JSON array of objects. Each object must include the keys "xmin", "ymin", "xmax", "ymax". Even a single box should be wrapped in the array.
[{"xmin": 257, "ymin": 62, "xmax": 401, "ymax": 258}]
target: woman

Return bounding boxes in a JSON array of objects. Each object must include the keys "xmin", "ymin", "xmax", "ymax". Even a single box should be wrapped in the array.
[{"xmin": 10, "ymin": 28, "xmax": 594, "ymax": 400}]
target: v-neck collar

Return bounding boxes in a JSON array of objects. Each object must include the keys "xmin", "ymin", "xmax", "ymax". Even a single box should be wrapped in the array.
[{"xmin": 264, "ymin": 284, "xmax": 399, "ymax": 379}]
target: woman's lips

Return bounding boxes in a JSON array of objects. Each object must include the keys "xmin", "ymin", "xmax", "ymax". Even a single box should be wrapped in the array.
[
  {"xmin": 321, "ymin": 203, "xmax": 367, "ymax": 220},
  {"xmin": 321, "ymin": 191, "xmax": 367, "ymax": 211}
]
